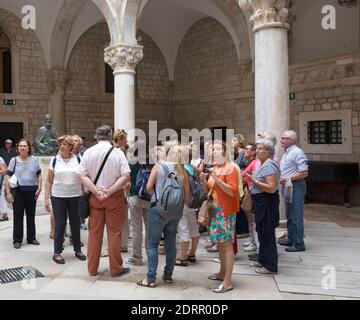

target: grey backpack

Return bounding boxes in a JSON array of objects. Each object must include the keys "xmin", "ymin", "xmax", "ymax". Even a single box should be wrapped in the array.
[{"xmin": 156, "ymin": 163, "xmax": 184, "ymax": 220}]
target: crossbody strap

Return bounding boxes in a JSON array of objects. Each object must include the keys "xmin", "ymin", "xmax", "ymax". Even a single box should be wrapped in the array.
[{"xmin": 93, "ymin": 147, "xmax": 114, "ymax": 186}]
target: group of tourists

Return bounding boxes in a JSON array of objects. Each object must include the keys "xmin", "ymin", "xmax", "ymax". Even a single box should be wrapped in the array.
[{"xmin": 0, "ymin": 125, "xmax": 308, "ymax": 293}]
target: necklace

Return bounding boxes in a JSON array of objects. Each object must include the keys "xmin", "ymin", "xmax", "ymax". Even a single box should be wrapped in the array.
[{"xmin": 62, "ymin": 156, "xmax": 72, "ymax": 164}]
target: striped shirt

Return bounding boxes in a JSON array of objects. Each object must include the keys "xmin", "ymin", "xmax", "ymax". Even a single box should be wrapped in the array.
[
  {"xmin": 251, "ymin": 158, "xmax": 280, "ymax": 195},
  {"xmin": 280, "ymin": 145, "xmax": 308, "ymax": 178}
]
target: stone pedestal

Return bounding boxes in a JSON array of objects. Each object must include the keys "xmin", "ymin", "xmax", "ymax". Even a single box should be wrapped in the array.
[
  {"xmin": 36, "ymin": 156, "xmax": 52, "ymax": 215},
  {"xmin": 47, "ymin": 69, "xmax": 68, "ymax": 136}
]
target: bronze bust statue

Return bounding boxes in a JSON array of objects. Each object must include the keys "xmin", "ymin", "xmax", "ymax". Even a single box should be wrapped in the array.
[{"xmin": 35, "ymin": 114, "xmax": 59, "ymax": 155}]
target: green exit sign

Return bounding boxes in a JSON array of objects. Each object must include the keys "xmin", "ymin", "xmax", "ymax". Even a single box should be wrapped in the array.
[
  {"xmin": 2, "ymin": 99, "xmax": 16, "ymax": 106},
  {"xmin": 289, "ymin": 93, "xmax": 296, "ymax": 101}
]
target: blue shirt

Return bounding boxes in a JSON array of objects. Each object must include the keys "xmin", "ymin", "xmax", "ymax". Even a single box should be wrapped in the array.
[
  {"xmin": 6, "ymin": 156, "xmax": 41, "ymax": 191},
  {"xmin": 280, "ymin": 145, "xmax": 308, "ymax": 178},
  {"xmin": 251, "ymin": 159, "xmax": 280, "ymax": 195}
]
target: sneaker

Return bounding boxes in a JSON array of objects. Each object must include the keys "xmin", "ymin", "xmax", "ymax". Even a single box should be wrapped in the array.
[
  {"xmin": 278, "ymin": 239, "xmax": 292, "ymax": 247},
  {"xmin": 249, "ymin": 261, "xmax": 262, "ymax": 268},
  {"xmin": 243, "ymin": 244, "xmax": 257, "ymax": 252},
  {"xmin": 248, "ymin": 252, "xmax": 258, "ymax": 261},
  {"xmin": 285, "ymin": 246, "xmax": 305, "ymax": 252},
  {"xmin": 213, "ymin": 258, "xmax": 220, "ymax": 263},
  {"xmin": 255, "ymin": 267, "xmax": 277, "ymax": 275},
  {"xmin": 242, "ymin": 240, "xmax": 253, "ymax": 247},
  {"xmin": 205, "ymin": 241, "xmax": 216, "ymax": 249},
  {"xmin": 126, "ymin": 257, "xmax": 143, "ymax": 266},
  {"xmin": 207, "ymin": 246, "xmax": 218, "ymax": 253}
]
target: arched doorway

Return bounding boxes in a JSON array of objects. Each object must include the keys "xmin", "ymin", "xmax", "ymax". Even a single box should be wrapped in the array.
[{"xmin": 0, "ymin": 26, "xmax": 11, "ymax": 93}]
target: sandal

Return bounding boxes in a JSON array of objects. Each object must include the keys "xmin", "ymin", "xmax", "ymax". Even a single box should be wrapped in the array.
[
  {"xmin": 162, "ymin": 275, "xmax": 173, "ymax": 284},
  {"xmin": 137, "ymin": 279, "xmax": 156, "ymax": 288},
  {"xmin": 208, "ymin": 273, "xmax": 224, "ymax": 281},
  {"xmin": 175, "ymin": 258, "xmax": 188, "ymax": 267},
  {"xmin": 187, "ymin": 255, "xmax": 196, "ymax": 263}
]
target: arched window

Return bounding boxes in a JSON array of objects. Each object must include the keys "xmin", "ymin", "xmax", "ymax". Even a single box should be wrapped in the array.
[{"xmin": 0, "ymin": 26, "xmax": 12, "ymax": 93}]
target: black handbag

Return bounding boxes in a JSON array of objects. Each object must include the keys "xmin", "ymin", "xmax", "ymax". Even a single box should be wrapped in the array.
[{"xmin": 80, "ymin": 147, "xmax": 114, "ymax": 219}]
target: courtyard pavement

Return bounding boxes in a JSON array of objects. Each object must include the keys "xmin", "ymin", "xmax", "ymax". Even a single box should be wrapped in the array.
[{"xmin": 0, "ymin": 204, "xmax": 359, "ymax": 300}]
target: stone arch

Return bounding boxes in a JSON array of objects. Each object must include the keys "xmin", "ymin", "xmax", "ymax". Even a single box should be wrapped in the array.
[
  {"xmin": 174, "ymin": 17, "xmax": 241, "ymax": 100},
  {"xmin": 0, "ymin": 16, "xmax": 17, "ymax": 93},
  {"xmin": 92, "ymin": 0, "xmax": 136, "ymax": 45},
  {"xmin": 137, "ymin": 0, "xmax": 251, "ymax": 61},
  {"xmin": 0, "ymin": 8, "xmax": 48, "ymax": 95},
  {"xmin": 49, "ymin": 0, "xmax": 88, "ymax": 69},
  {"xmin": 0, "ymin": 16, "xmax": 16, "ymax": 48}
]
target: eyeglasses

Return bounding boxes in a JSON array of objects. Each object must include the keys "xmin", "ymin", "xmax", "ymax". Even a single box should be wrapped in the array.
[{"xmin": 281, "ymin": 137, "xmax": 290, "ymax": 140}]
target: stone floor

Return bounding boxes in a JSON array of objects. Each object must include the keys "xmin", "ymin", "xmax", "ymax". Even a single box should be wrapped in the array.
[{"xmin": 0, "ymin": 203, "xmax": 359, "ymax": 300}]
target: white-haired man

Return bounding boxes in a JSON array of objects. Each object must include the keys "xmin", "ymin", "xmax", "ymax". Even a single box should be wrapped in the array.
[
  {"xmin": 279, "ymin": 130, "xmax": 308, "ymax": 252},
  {"xmin": 78, "ymin": 125, "xmax": 131, "ymax": 277}
]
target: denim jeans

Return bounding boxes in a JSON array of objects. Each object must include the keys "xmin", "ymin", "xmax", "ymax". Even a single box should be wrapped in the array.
[
  {"xmin": 147, "ymin": 205, "xmax": 180, "ymax": 284},
  {"xmin": 285, "ymin": 179, "xmax": 306, "ymax": 249}
]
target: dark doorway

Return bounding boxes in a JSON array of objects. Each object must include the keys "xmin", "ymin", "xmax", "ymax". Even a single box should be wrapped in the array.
[
  {"xmin": 2, "ymin": 49, "xmax": 11, "ymax": 93},
  {"xmin": 0, "ymin": 122, "xmax": 23, "ymax": 147}
]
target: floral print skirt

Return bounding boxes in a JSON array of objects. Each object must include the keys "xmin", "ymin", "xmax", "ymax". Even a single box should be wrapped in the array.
[{"xmin": 209, "ymin": 202, "xmax": 236, "ymax": 244}]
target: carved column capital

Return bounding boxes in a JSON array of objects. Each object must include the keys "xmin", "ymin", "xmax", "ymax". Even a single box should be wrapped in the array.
[
  {"xmin": 239, "ymin": 0, "xmax": 290, "ymax": 32},
  {"xmin": 104, "ymin": 43, "xmax": 144, "ymax": 74},
  {"xmin": 47, "ymin": 69, "xmax": 68, "ymax": 95}
]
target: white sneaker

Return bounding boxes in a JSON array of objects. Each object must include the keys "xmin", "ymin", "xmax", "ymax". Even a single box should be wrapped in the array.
[
  {"xmin": 213, "ymin": 258, "xmax": 221, "ymax": 263},
  {"xmin": 126, "ymin": 257, "xmax": 143, "ymax": 266},
  {"xmin": 242, "ymin": 240, "xmax": 253, "ymax": 247},
  {"xmin": 244, "ymin": 244, "xmax": 257, "ymax": 252}
]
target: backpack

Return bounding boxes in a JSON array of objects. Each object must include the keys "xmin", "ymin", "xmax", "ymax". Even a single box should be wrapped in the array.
[
  {"xmin": 135, "ymin": 166, "xmax": 152, "ymax": 201},
  {"xmin": 156, "ymin": 163, "xmax": 184, "ymax": 220},
  {"xmin": 186, "ymin": 166, "xmax": 207, "ymax": 209}
]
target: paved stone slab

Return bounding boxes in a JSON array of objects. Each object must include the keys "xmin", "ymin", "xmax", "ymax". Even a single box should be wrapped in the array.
[{"xmin": 1, "ymin": 207, "xmax": 360, "ymax": 300}]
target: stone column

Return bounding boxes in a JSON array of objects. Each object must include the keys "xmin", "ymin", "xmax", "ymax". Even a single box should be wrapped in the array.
[
  {"xmin": 104, "ymin": 43, "xmax": 143, "ymax": 137},
  {"xmin": 47, "ymin": 69, "xmax": 68, "ymax": 135},
  {"xmin": 239, "ymin": 0, "xmax": 290, "ymax": 157},
  {"xmin": 240, "ymin": 0, "xmax": 290, "ymax": 233}
]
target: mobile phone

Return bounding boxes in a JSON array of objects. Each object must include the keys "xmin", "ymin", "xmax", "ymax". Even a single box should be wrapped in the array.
[{"xmin": 203, "ymin": 165, "xmax": 213, "ymax": 173}]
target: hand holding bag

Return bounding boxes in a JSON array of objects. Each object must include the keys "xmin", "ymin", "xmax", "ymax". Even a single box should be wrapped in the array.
[
  {"xmin": 197, "ymin": 187, "xmax": 214, "ymax": 227},
  {"xmin": 241, "ymin": 184, "xmax": 253, "ymax": 214}
]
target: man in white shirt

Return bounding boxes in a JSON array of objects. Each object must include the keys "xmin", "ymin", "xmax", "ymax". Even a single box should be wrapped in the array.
[
  {"xmin": 279, "ymin": 130, "xmax": 308, "ymax": 252},
  {"xmin": 78, "ymin": 125, "xmax": 131, "ymax": 277}
]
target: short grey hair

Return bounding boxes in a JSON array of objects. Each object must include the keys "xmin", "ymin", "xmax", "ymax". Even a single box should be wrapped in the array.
[
  {"xmin": 256, "ymin": 138, "xmax": 275, "ymax": 158},
  {"xmin": 262, "ymin": 131, "xmax": 277, "ymax": 146},
  {"xmin": 283, "ymin": 130, "xmax": 297, "ymax": 142},
  {"xmin": 95, "ymin": 125, "xmax": 113, "ymax": 141},
  {"xmin": 72, "ymin": 135, "xmax": 83, "ymax": 144}
]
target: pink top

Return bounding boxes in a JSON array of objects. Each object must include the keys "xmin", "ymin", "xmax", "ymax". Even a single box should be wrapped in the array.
[{"xmin": 242, "ymin": 158, "xmax": 257, "ymax": 189}]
